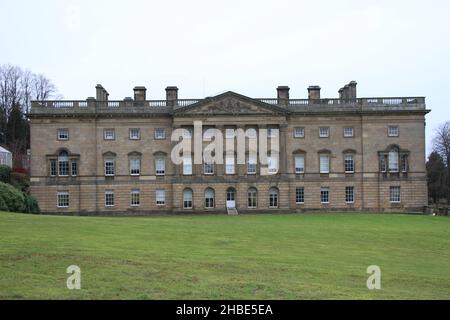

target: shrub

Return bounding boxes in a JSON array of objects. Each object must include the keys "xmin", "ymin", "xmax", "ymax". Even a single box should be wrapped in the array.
[
  {"xmin": 0, "ymin": 165, "xmax": 11, "ymax": 183},
  {"xmin": 24, "ymin": 194, "xmax": 40, "ymax": 214},
  {"xmin": 0, "ymin": 182, "xmax": 26, "ymax": 212},
  {"xmin": 0, "ymin": 194, "xmax": 8, "ymax": 211},
  {"xmin": 10, "ymin": 172, "xmax": 29, "ymax": 193}
]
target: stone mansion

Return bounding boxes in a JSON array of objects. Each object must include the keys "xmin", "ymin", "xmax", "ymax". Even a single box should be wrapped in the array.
[{"xmin": 28, "ymin": 81, "xmax": 429, "ymax": 215}]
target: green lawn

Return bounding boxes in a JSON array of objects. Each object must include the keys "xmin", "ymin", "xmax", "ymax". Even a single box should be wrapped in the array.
[{"xmin": 0, "ymin": 212, "xmax": 449, "ymax": 300}]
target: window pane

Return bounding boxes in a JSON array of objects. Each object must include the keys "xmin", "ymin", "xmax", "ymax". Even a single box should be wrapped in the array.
[
  {"xmin": 295, "ymin": 156, "xmax": 304, "ymax": 174},
  {"xmin": 296, "ymin": 187, "xmax": 304, "ymax": 204},
  {"xmin": 320, "ymin": 155, "xmax": 330, "ymax": 173}
]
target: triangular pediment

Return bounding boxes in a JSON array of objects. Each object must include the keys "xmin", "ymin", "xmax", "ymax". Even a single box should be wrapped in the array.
[{"xmin": 174, "ymin": 91, "xmax": 288, "ymax": 116}]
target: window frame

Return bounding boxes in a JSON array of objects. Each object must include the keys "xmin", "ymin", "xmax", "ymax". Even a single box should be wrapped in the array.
[
  {"xmin": 130, "ymin": 189, "xmax": 140, "ymax": 207},
  {"xmin": 319, "ymin": 154, "xmax": 330, "ymax": 174},
  {"xmin": 388, "ymin": 126, "xmax": 399, "ymax": 137},
  {"xmin": 344, "ymin": 154, "xmax": 355, "ymax": 173},
  {"xmin": 389, "ymin": 186, "xmax": 401, "ymax": 203},
  {"xmin": 294, "ymin": 127, "xmax": 305, "ymax": 138},
  {"xmin": 295, "ymin": 155, "xmax": 305, "ymax": 174},
  {"xmin": 343, "ymin": 127, "xmax": 354, "ymax": 138},
  {"xmin": 204, "ymin": 188, "xmax": 215, "ymax": 209},
  {"xmin": 103, "ymin": 129, "xmax": 115, "ymax": 140},
  {"xmin": 129, "ymin": 158, "xmax": 141, "ymax": 176},
  {"xmin": 319, "ymin": 127, "xmax": 330, "ymax": 138},
  {"xmin": 268, "ymin": 188, "xmax": 279, "ymax": 208},
  {"xmin": 129, "ymin": 128, "xmax": 141, "ymax": 140},
  {"xmin": 57, "ymin": 191, "xmax": 69, "ymax": 208},
  {"xmin": 247, "ymin": 188, "xmax": 257, "ymax": 208},
  {"xmin": 320, "ymin": 187, "xmax": 329, "ymax": 204},
  {"xmin": 156, "ymin": 189, "xmax": 166, "ymax": 206},
  {"xmin": 155, "ymin": 157, "xmax": 166, "ymax": 176},
  {"xmin": 345, "ymin": 186, "xmax": 354, "ymax": 204},
  {"xmin": 296, "ymin": 187, "xmax": 305, "ymax": 204},
  {"xmin": 105, "ymin": 159, "xmax": 115, "ymax": 176},
  {"xmin": 57, "ymin": 128, "xmax": 69, "ymax": 141},
  {"xmin": 154, "ymin": 128, "xmax": 166, "ymax": 140},
  {"xmin": 183, "ymin": 189, "xmax": 193, "ymax": 209},
  {"xmin": 105, "ymin": 191, "xmax": 115, "ymax": 207}
]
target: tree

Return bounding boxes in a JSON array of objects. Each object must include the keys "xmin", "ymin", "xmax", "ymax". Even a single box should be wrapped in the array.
[
  {"xmin": 433, "ymin": 121, "xmax": 450, "ymax": 203},
  {"xmin": 426, "ymin": 151, "xmax": 447, "ymax": 203}
]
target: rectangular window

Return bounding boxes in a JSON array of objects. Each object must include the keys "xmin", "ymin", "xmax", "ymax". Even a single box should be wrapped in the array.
[
  {"xmin": 50, "ymin": 159, "xmax": 57, "ymax": 176},
  {"xmin": 105, "ymin": 191, "xmax": 114, "ymax": 207},
  {"xmin": 155, "ymin": 158, "xmax": 165, "ymax": 175},
  {"xmin": 319, "ymin": 127, "xmax": 330, "ymax": 138},
  {"xmin": 247, "ymin": 156, "xmax": 256, "ymax": 175},
  {"xmin": 295, "ymin": 156, "xmax": 305, "ymax": 174},
  {"xmin": 388, "ymin": 126, "xmax": 399, "ymax": 137},
  {"xmin": 130, "ymin": 158, "xmax": 141, "ymax": 175},
  {"xmin": 344, "ymin": 155, "xmax": 354, "ymax": 173},
  {"xmin": 105, "ymin": 160, "xmax": 115, "ymax": 176},
  {"xmin": 104, "ymin": 129, "xmax": 115, "ymax": 140},
  {"xmin": 248, "ymin": 189, "xmax": 257, "ymax": 208},
  {"xmin": 71, "ymin": 161, "xmax": 78, "ymax": 176},
  {"xmin": 344, "ymin": 127, "xmax": 354, "ymax": 137},
  {"xmin": 268, "ymin": 156, "xmax": 278, "ymax": 174},
  {"xmin": 320, "ymin": 187, "xmax": 329, "ymax": 204},
  {"xmin": 204, "ymin": 162, "xmax": 214, "ymax": 175},
  {"xmin": 129, "ymin": 128, "xmax": 140, "ymax": 140},
  {"xmin": 57, "ymin": 192, "xmax": 69, "ymax": 208},
  {"xmin": 183, "ymin": 157, "xmax": 192, "ymax": 175},
  {"xmin": 225, "ymin": 128, "xmax": 235, "ymax": 139},
  {"xmin": 389, "ymin": 152, "xmax": 399, "ymax": 172},
  {"xmin": 319, "ymin": 155, "xmax": 330, "ymax": 174},
  {"xmin": 58, "ymin": 159, "xmax": 69, "ymax": 176},
  {"xmin": 57, "ymin": 129, "xmax": 69, "ymax": 140},
  {"xmin": 226, "ymin": 156, "xmax": 235, "ymax": 175},
  {"xmin": 380, "ymin": 155, "xmax": 387, "ymax": 172},
  {"xmin": 345, "ymin": 186, "xmax": 354, "ymax": 203},
  {"xmin": 183, "ymin": 128, "xmax": 193, "ymax": 138},
  {"xmin": 131, "ymin": 190, "xmax": 140, "ymax": 206},
  {"xmin": 401, "ymin": 155, "xmax": 408, "ymax": 173},
  {"xmin": 268, "ymin": 128, "xmax": 278, "ymax": 138},
  {"xmin": 294, "ymin": 127, "xmax": 305, "ymax": 138},
  {"xmin": 390, "ymin": 186, "xmax": 401, "ymax": 203},
  {"xmin": 296, "ymin": 187, "xmax": 304, "ymax": 204},
  {"xmin": 156, "ymin": 189, "xmax": 165, "ymax": 206},
  {"xmin": 155, "ymin": 128, "xmax": 166, "ymax": 140}
]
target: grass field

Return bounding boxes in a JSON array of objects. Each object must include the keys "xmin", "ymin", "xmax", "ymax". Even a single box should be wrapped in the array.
[{"xmin": 0, "ymin": 212, "xmax": 449, "ymax": 300}]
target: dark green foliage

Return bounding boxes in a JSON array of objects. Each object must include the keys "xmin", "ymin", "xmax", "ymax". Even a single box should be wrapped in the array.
[
  {"xmin": 10, "ymin": 171, "xmax": 29, "ymax": 193},
  {"xmin": 0, "ymin": 194, "xmax": 7, "ymax": 211},
  {"xmin": 0, "ymin": 165, "xmax": 11, "ymax": 183},
  {"xmin": 426, "ymin": 151, "xmax": 447, "ymax": 203},
  {"xmin": 0, "ymin": 182, "xmax": 26, "ymax": 212},
  {"xmin": 24, "ymin": 194, "xmax": 40, "ymax": 214}
]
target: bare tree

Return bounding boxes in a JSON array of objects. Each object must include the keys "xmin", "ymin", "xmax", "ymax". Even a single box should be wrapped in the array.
[
  {"xmin": 433, "ymin": 121, "xmax": 450, "ymax": 203},
  {"xmin": 33, "ymin": 73, "xmax": 57, "ymax": 103}
]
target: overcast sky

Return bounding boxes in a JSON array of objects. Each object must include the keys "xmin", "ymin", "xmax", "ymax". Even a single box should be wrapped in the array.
[{"xmin": 1, "ymin": 0, "xmax": 449, "ymax": 154}]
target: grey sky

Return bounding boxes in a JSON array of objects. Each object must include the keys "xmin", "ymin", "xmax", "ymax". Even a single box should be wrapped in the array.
[{"xmin": 1, "ymin": 0, "xmax": 449, "ymax": 154}]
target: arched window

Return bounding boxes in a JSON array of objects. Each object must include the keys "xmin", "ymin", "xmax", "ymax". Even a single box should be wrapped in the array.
[
  {"xmin": 58, "ymin": 150, "xmax": 69, "ymax": 176},
  {"xmin": 204, "ymin": 188, "xmax": 215, "ymax": 208},
  {"xmin": 269, "ymin": 187, "xmax": 279, "ymax": 208},
  {"xmin": 247, "ymin": 188, "xmax": 257, "ymax": 208},
  {"xmin": 388, "ymin": 147, "xmax": 399, "ymax": 172},
  {"xmin": 183, "ymin": 189, "xmax": 193, "ymax": 209}
]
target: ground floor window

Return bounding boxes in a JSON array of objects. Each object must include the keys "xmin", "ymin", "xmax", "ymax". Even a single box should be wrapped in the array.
[
  {"xmin": 269, "ymin": 187, "xmax": 278, "ymax": 208},
  {"xmin": 345, "ymin": 186, "xmax": 354, "ymax": 203},
  {"xmin": 156, "ymin": 189, "xmax": 165, "ymax": 206},
  {"xmin": 57, "ymin": 192, "xmax": 69, "ymax": 208},
  {"xmin": 248, "ymin": 188, "xmax": 257, "ymax": 208},
  {"xmin": 320, "ymin": 187, "xmax": 329, "ymax": 204},
  {"xmin": 296, "ymin": 187, "xmax": 304, "ymax": 204},
  {"xmin": 183, "ymin": 189, "xmax": 193, "ymax": 209},
  {"xmin": 205, "ymin": 188, "xmax": 215, "ymax": 208},
  {"xmin": 131, "ymin": 189, "xmax": 140, "ymax": 206},
  {"xmin": 105, "ymin": 191, "xmax": 114, "ymax": 207},
  {"xmin": 390, "ymin": 186, "xmax": 401, "ymax": 203}
]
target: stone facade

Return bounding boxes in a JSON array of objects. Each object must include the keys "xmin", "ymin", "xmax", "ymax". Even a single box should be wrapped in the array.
[{"xmin": 28, "ymin": 82, "xmax": 430, "ymax": 215}]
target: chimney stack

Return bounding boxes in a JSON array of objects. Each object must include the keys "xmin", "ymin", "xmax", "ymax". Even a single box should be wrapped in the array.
[
  {"xmin": 165, "ymin": 86, "xmax": 179, "ymax": 107},
  {"xmin": 348, "ymin": 81, "xmax": 357, "ymax": 99},
  {"xmin": 133, "ymin": 86, "xmax": 147, "ymax": 101},
  {"xmin": 277, "ymin": 86, "xmax": 290, "ymax": 106},
  {"xmin": 339, "ymin": 81, "xmax": 357, "ymax": 100},
  {"xmin": 308, "ymin": 86, "xmax": 321, "ymax": 102},
  {"xmin": 96, "ymin": 84, "xmax": 109, "ymax": 101}
]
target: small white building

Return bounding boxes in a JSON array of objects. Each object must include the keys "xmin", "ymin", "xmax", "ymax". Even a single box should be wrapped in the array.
[{"xmin": 0, "ymin": 146, "xmax": 12, "ymax": 167}]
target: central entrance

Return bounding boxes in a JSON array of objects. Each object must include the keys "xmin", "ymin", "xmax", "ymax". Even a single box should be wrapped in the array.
[{"xmin": 226, "ymin": 187, "xmax": 236, "ymax": 208}]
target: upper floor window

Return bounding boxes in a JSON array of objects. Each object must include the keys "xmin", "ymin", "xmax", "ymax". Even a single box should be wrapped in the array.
[
  {"xmin": 57, "ymin": 129, "xmax": 69, "ymax": 141},
  {"xmin": 247, "ymin": 155, "xmax": 257, "ymax": 175},
  {"xmin": 183, "ymin": 127, "xmax": 193, "ymax": 138},
  {"xmin": 71, "ymin": 160, "xmax": 78, "ymax": 176},
  {"xmin": 268, "ymin": 156, "xmax": 278, "ymax": 174},
  {"xmin": 104, "ymin": 129, "xmax": 115, "ymax": 140},
  {"xmin": 204, "ymin": 161, "xmax": 214, "ymax": 175},
  {"xmin": 401, "ymin": 155, "xmax": 408, "ymax": 173},
  {"xmin": 225, "ymin": 128, "xmax": 235, "ymax": 139},
  {"xmin": 319, "ymin": 127, "xmax": 330, "ymax": 138},
  {"xmin": 130, "ymin": 158, "xmax": 141, "ymax": 176},
  {"xmin": 155, "ymin": 157, "xmax": 165, "ymax": 176},
  {"xmin": 155, "ymin": 128, "xmax": 166, "ymax": 140},
  {"xmin": 183, "ymin": 156, "xmax": 192, "ymax": 175},
  {"xmin": 294, "ymin": 127, "xmax": 305, "ymax": 138},
  {"xmin": 295, "ymin": 155, "xmax": 305, "ymax": 174},
  {"xmin": 344, "ymin": 154, "xmax": 355, "ymax": 173},
  {"xmin": 226, "ymin": 155, "xmax": 235, "ymax": 175},
  {"xmin": 343, "ymin": 127, "xmax": 354, "ymax": 138},
  {"xmin": 268, "ymin": 128, "xmax": 278, "ymax": 138},
  {"xmin": 58, "ymin": 150, "xmax": 69, "ymax": 176},
  {"xmin": 388, "ymin": 126, "xmax": 399, "ymax": 137},
  {"xmin": 319, "ymin": 154, "xmax": 330, "ymax": 174},
  {"xmin": 388, "ymin": 149, "xmax": 399, "ymax": 172},
  {"xmin": 105, "ymin": 159, "xmax": 115, "ymax": 176},
  {"xmin": 129, "ymin": 128, "xmax": 141, "ymax": 140},
  {"xmin": 50, "ymin": 159, "xmax": 57, "ymax": 177}
]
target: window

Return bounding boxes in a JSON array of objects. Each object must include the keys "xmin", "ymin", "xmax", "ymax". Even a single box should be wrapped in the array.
[
  {"xmin": 320, "ymin": 187, "xmax": 329, "ymax": 204},
  {"xmin": 57, "ymin": 192, "xmax": 69, "ymax": 208},
  {"xmin": 57, "ymin": 129, "xmax": 69, "ymax": 140},
  {"xmin": 390, "ymin": 186, "xmax": 401, "ymax": 203},
  {"xmin": 104, "ymin": 129, "xmax": 115, "ymax": 140},
  {"xmin": 247, "ymin": 156, "xmax": 256, "ymax": 175},
  {"xmin": 183, "ymin": 189, "xmax": 193, "ymax": 209},
  {"xmin": 388, "ymin": 126, "xmax": 399, "ymax": 137},
  {"xmin": 269, "ymin": 188, "xmax": 279, "ymax": 208},
  {"xmin": 388, "ymin": 149, "xmax": 399, "ymax": 172},
  {"xmin": 225, "ymin": 128, "xmax": 235, "ymax": 139},
  {"xmin": 204, "ymin": 161, "xmax": 214, "ymax": 175},
  {"xmin": 58, "ymin": 151, "xmax": 69, "ymax": 176},
  {"xmin": 183, "ymin": 128, "xmax": 193, "ymax": 138},
  {"xmin": 345, "ymin": 186, "xmax": 354, "ymax": 203},
  {"xmin": 268, "ymin": 128, "xmax": 278, "ymax": 138},
  {"xmin": 296, "ymin": 187, "xmax": 304, "ymax": 204},
  {"xmin": 268, "ymin": 156, "xmax": 278, "ymax": 174},
  {"xmin": 344, "ymin": 127, "xmax": 354, "ymax": 137},
  {"xmin": 204, "ymin": 188, "xmax": 215, "ymax": 208},
  {"xmin": 156, "ymin": 189, "xmax": 165, "ymax": 206},
  {"xmin": 380, "ymin": 155, "xmax": 387, "ymax": 172},
  {"xmin": 294, "ymin": 127, "xmax": 305, "ymax": 138},
  {"xmin": 248, "ymin": 188, "xmax": 257, "ymax": 208},
  {"xmin": 226, "ymin": 156, "xmax": 235, "ymax": 175},
  {"xmin": 319, "ymin": 127, "xmax": 329, "ymax": 138},
  {"xmin": 105, "ymin": 191, "xmax": 114, "ymax": 207},
  {"xmin": 131, "ymin": 190, "xmax": 140, "ymax": 206},
  {"xmin": 130, "ymin": 158, "xmax": 141, "ymax": 175},
  {"xmin": 401, "ymin": 155, "xmax": 408, "ymax": 173},
  {"xmin": 155, "ymin": 128, "xmax": 166, "ymax": 140},
  {"xmin": 319, "ymin": 154, "xmax": 330, "ymax": 174},
  {"xmin": 344, "ymin": 154, "xmax": 354, "ymax": 173},
  {"xmin": 155, "ymin": 158, "xmax": 165, "ymax": 176},
  {"xmin": 129, "ymin": 128, "xmax": 140, "ymax": 140},
  {"xmin": 105, "ymin": 160, "xmax": 115, "ymax": 176},
  {"xmin": 183, "ymin": 157, "xmax": 192, "ymax": 175},
  {"xmin": 71, "ymin": 160, "xmax": 78, "ymax": 176},
  {"xmin": 50, "ymin": 159, "xmax": 57, "ymax": 176},
  {"xmin": 295, "ymin": 156, "xmax": 305, "ymax": 174}
]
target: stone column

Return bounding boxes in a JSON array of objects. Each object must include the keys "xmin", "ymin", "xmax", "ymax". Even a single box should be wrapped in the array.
[
  {"xmin": 279, "ymin": 123, "xmax": 288, "ymax": 174},
  {"xmin": 215, "ymin": 125, "xmax": 225, "ymax": 176}
]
